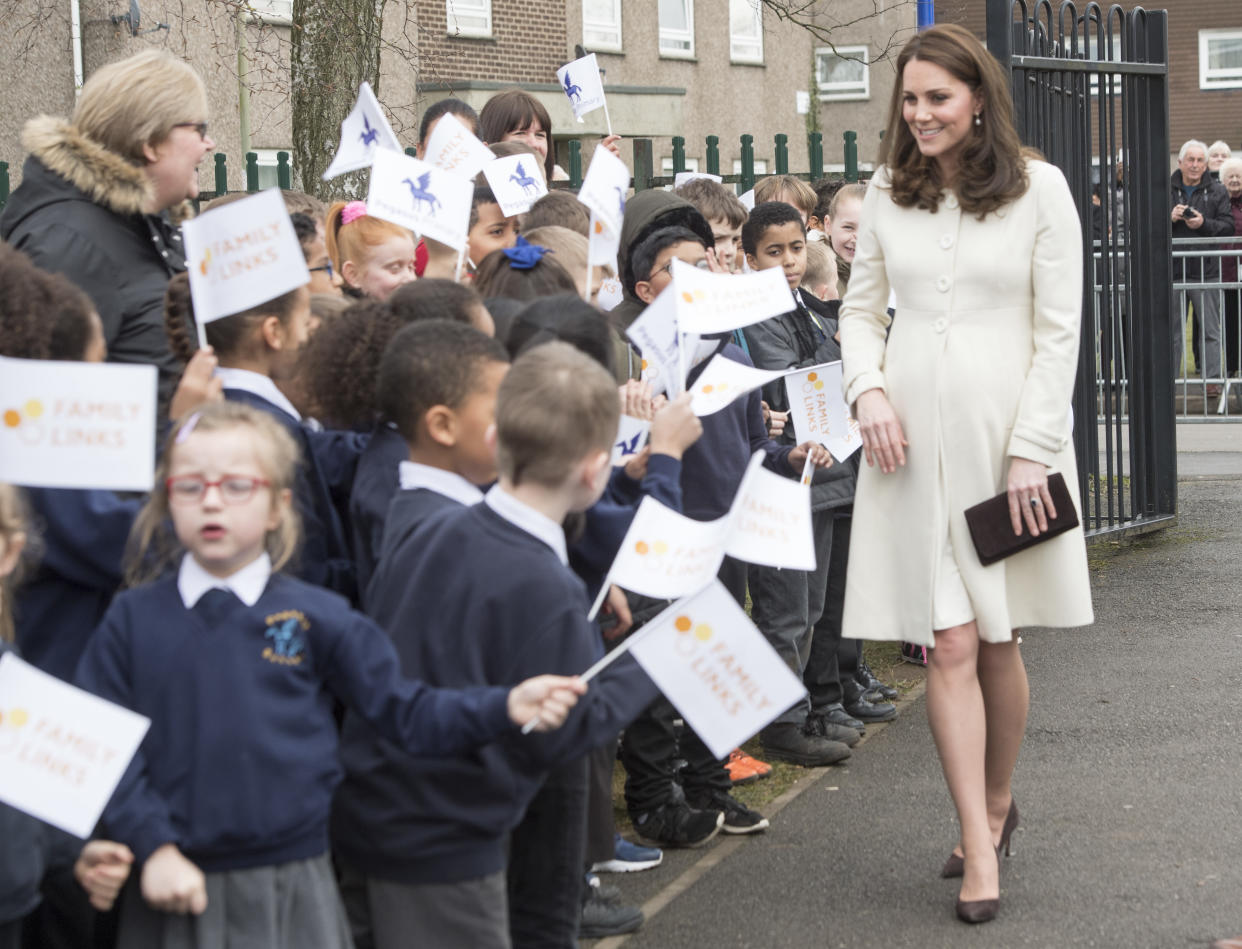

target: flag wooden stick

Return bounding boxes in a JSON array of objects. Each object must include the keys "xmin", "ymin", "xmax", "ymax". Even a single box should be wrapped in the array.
[
  {"xmin": 586, "ymin": 574, "xmax": 611, "ymax": 622},
  {"xmin": 454, "ymin": 245, "xmax": 467, "ymax": 282},
  {"xmin": 602, "ymin": 99, "xmax": 614, "ymax": 139},
  {"xmin": 196, "ymin": 318, "xmax": 209, "ymax": 352}
]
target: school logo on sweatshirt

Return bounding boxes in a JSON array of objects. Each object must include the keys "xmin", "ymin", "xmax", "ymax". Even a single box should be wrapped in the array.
[{"xmin": 262, "ymin": 610, "xmax": 309, "ymax": 666}]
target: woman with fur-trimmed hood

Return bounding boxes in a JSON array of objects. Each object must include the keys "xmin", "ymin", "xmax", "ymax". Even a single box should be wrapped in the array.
[{"xmin": 0, "ymin": 50, "xmax": 215, "ymax": 413}]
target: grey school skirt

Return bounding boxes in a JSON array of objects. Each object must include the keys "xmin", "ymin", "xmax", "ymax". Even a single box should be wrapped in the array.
[{"xmin": 117, "ymin": 853, "xmax": 353, "ymax": 949}]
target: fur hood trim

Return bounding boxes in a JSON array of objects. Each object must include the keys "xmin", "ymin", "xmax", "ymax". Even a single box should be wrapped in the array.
[{"xmin": 21, "ymin": 115, "xmax": 152, "ymax": 216}]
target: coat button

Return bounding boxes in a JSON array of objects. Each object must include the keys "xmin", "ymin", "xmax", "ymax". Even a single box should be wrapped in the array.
[
  {"xmin": 936, "ymin": 275, "xmax": 951, "ymax": 292},
  {"xmin": 944, "ymin": 194, "xmax": 959, "ymax": 210},
  {"xmin": 933, "ymin": 318, "xmax": 947, "ymax": 333},
  {"xmin": 939, "ymin": 234, "xmax": 954, "ymax": 249}
]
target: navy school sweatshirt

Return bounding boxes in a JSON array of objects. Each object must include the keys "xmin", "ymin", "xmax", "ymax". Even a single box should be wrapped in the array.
[
  {"xmin": 348, "ymin": 424, "xmax": 409, "ymax": 598},
  {"xmin": 74, "ymin": 572, "xmax": 514, "ymax": 873},
  {"xmin": 15, "ymin": 487, "xmax": 142, "ymax": 681},
  {"xmin": 222, "ymin": 388, "xmax": 358, "ymax": 601},
  {"xmin": 332, "ymin": 500, "xmax": 659, "ymax": 885},
  {"xmin": 681, "ymin": 343, "xmax": 794, "ymax": 521},
  {"xmin": 362, "ymin": 486, "xmax": 466, "ymax": 611}
]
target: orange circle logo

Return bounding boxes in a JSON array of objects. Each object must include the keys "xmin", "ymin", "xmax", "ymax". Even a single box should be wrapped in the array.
[
  {"xmin": 635, "ymin": 540, "xmax": 649, "ymax": 555},
  {"xmin": 674, "ymin": 616, "xmax": 692, "ymax": 632},
  {"xmin": 2, "ymin": 410, "xmax": 19, "ymax": 428}
]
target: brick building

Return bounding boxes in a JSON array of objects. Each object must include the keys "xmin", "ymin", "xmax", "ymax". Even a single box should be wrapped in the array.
[
  {"xmin": 0, "ymin": 0, "xmax": 917, "ymax": 193},
  {"xmin": 935, "ymin": 0, "xmax": 1242, "ymax": 167}
]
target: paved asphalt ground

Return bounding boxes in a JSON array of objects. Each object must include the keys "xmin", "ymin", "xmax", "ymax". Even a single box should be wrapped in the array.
[{"xmin": 590, "ymin": 426, "xmax": 1242, "ymax": 949}]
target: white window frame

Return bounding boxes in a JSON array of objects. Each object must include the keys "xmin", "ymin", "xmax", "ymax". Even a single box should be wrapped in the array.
[
  {"xmin": 1200, "ymin": 29, "xmax": 1242, "ymax": 90},
  {"xmin": 815, "ymin": 45, "xmax": 870, "ymax": 101},
  {"xmin": 659, "ymin": 0, "xmax": 695, "ymax": 59},
  {"xmin": 246, "ymin": 0, "xmax": 292, "ymax": 24},
  {"xmin": 1083, "ymin": 31, "xmax": 1124, "ymax": 96},
  {"xmin": 250, "ymin": 149, "xmax": 291, "ymax": 191},
  {"xmin": 446, "ymin": 0, "xmax": 492, "ymax": 39},
  {"xmin": 729, "ymin": 0, "xmax": 763, "ymax": 64},
  {"xmin": 583, "ymin": 0, "xmax": 622, "ymax": 52},
  {"xmin": 661, "ymin": 157, "xmax": 701, "ymax": 174},
  {"xmin": 731, "ymin": 159, "xmax": 769, "ymax": 175}
]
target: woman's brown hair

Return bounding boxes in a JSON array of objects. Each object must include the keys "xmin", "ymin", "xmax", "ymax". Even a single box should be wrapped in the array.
[
  {"xmin": 478, "ymin": 90, "xmax": 555, "ymax": 182},
  {"xmin": 124, "ymin": 402, "xmax": 301, "ymax": 586},
  {"xmin": 879, "ymin": 24, "xmax": 1030, "ymax": 218}
]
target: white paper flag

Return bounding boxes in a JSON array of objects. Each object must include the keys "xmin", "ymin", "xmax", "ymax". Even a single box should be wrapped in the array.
[
  {"xmin": 0, "ymin": 357, "xmax": 156, "ymax": 491},
  {"xmin": 367, "ymin": 149, "xmax": 472, "ymax": 252},
  {"xmin": 737, "ymin": 188, "xmax": 756, "ymax": 211},
  {"xmin": 782, "ymin": 361, "xmax": 861, "ymax": 461},
  {"xmin": 628, "ymin": 581, "xmax": 807, "ymax": 759},
  {"xmin": 577, "ymin": 145, "xmax": 630, "ymax": 239},
  {"xmin": 597, "ymin": 276, "xmax": 624, "ymax": 311},
  {"xmin": 625, "ymin": 287, "xmax": 683, "ymax": 398},
  {"xmin": 611, "ymin": 415, "xmax": 651, "ymax": 466},
  {"xmin": 181, "ymin": 189, "xmax": 310, "ymax": 326},
  {"xmin": 423, "ymin": 112, "xmax": 496, "ymax": 180},
  {"xmin": 688, "ymin": 354, "xmax": 785, "ymax": 417},
  {"xmin": 322, "ymin": 81, "xmax": 402, "ymax": 181},
  {"xmin": 724, "ymin": 453, "xmax": 815, "ymax": 570},
  {"xmin": 674, "ymin": 172, "xmax": 723, "ymax": 189},
  {"xmin": 557, "ymin": 53, "xmax": 607, "ymax": 122},
  {"xmin": 588, "ymin": 212, "xmax": 621, "ymax": 270},
  {"xmin": 482, "ymin": 154, "xmax": 547, "ymax": 217},
  {"xmin": 0, "ymin": 653, "xmax": 150, "ymax": 838},
  {"xmin": 606, "ymin": 497, "xmax": 731, "ymax": 600},
  {"xmin": 671, "ymin": 258, "xmax": 793, "ymax": 335}
]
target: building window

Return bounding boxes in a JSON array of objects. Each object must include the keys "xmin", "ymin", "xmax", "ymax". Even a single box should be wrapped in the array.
[
  {"xmin": 659, "ymin": 0, "xmax": 694, "ymax": 58},
  {"xmin": 247, "ymin": 0, "xmax": 292, "ymax": 23},
  {"xmin": 250, "ymin": 149, "xmax": 291, "ymax": 190},
  {"xmin": 730, "ymin": 0, "xmax": 763, "ymax": 64},
  {"xmin": 1083, "ymin": 31, "xmax": 1123, "ymax": 95},
  {"xmin": 1200, "ymin": 30, "xmax": 1242, "ymax": 90},
  {"xmin": 661, "ymin": 157, "xmax": 701, "ymax": 174},
  {"xmin": 583, "ymin": 0, "xmax": 622, "ymax": 52},
  {"xmin": 816, "ymin": 45, "xmax": 869, "ymax": 101},
  {"xmin": 446, "ymin": 0, "xmax": 491, "ymax": 38},
  {"xmin": 731, "ymin": 159, "xmax": 769, "ymax": 175}
]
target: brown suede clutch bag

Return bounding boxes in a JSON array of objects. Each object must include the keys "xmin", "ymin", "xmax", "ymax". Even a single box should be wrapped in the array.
[{"xmin": 964, "ymin": 472, "xmax": 1080, "ymax": 566}]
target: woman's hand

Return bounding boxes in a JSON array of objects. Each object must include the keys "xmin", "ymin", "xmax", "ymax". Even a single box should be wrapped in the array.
[
  {"xmin": 508, "ymin": 675, "xmax": 588, "ymax": 731},
  {"xmin": 141, "ymin": 844, "xmax": 207, "ymax": 915},
  {"xmin": 855, "ymin": 388, "xmax": 907, "ymax": 474},
  {"xmin": 1007, "ymin": 457, "xmax": 1057, "ymax": 537}
]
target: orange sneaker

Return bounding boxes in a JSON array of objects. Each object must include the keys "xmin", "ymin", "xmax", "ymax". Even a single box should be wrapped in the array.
[{"xmin": 726, "ymin": 749, "xmax": 772, "ymax": 785}]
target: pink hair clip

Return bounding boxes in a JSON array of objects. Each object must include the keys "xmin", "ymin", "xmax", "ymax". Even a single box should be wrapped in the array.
[
  {"xmin": 341, "ymin": 201, "xmax": 368, "ymax": 226},
  {"xmin": 175, "ymin": 411, "xmax": 202, "ymax": 445}
]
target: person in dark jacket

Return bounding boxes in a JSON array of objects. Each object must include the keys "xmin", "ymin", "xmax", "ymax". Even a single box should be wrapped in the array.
[
  {"xmin": 0, "ymin": 49, "xmax": 215, "ymax": 415},
  {"xmin": 1219, "ymin": 157, "xmax": 1242, "ymax": 378},
  {"xmin": 1170, "ymin": 140, "xmax": 1235, "ymax": 385}
]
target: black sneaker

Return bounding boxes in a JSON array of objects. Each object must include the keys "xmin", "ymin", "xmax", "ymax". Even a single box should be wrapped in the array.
[
  {"xmin": 856, "ymin": 660, "xmax": 899, "ymax": 701},
  {"xmin": 579, "ymin": 889, "xmax": 643, "ymax": 939},
  {"xmin": 760, "ymin": 721, "xmax": 852, "ymax": 766},
  {"xmin": 630, "ymin": 799, "xmax": 724, "ymax": 848},
  {"xmin": 805, "ymin": 711, "xmax": 862, "ymax": 747},
  {"xmin": 687, "ymin": 788, "xmax": 770, "ymax": 835}
]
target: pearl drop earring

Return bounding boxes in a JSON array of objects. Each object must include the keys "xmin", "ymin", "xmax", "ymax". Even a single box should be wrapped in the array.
[{"xmin": 974, "ymin": 113, "xmax": 982, "ymax": 127}]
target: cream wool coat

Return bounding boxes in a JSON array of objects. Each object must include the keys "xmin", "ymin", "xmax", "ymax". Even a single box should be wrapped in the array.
[{"xmin": 839, "ymin": 159, "xmax": 1095, "ymax": 646}]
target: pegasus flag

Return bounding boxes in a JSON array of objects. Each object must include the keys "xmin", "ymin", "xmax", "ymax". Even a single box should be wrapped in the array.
[
  {"xmin": 323, "ymin": 81, "xmax": 402, "ymax": 180},
  {"xmin": 367, "ymin": 149, "xmax": 473, "ymax": 252},
  {"xmin": 557, "ymin": 53, "xmax": 607, "ymax": 123},
  {"xmin": 482, "ymin": 154, "xmax": 548, "ymax": 217},
  {"xmin": 577, "ymin": 145, "xmax": 630, "ymax": 240},
  {"xmin": 625, "ymin": 286, "xmax": 684, "ymax": 398}
]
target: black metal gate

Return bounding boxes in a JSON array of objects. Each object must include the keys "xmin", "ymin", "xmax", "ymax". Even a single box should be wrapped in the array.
[{"xmin": 987, "ymin": 0, "xmax": 1177, "ymax": 538}]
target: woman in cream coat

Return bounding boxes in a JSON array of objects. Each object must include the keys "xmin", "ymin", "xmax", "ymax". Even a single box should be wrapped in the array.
[{"xmin": 839, "ymin": 25, "xmax": 1093, "ymax": 924}]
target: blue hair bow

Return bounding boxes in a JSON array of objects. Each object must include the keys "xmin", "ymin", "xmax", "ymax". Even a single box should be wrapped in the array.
[{"xmin": 502, "ymin": 235, "xmax": 551, "ymax": 270}]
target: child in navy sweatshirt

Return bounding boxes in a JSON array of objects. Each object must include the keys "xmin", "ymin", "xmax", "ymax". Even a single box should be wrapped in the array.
[
  {"xmin": 73, "ymin": 402, "xmax": 583, "ymax": 949},
  {"xmin": 333, "ymin": 343, "xmax": 660, "ymax": 949},
  {"xmin": 164, "ymin": 273, "xmax": 363, "ymax": 602}
]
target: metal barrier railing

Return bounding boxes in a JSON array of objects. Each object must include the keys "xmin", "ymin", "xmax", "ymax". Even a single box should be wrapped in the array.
[{"xmin": 1093, "ymin": 236, "xmax": 1241, "ymax": 420}]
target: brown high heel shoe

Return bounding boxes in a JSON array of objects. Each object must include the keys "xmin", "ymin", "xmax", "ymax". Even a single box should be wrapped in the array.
[
  {"xmin": 940, "ymin": 798, "xmax": 1019, "ymax": 878},
  {"xmin": 955, "ymin": 846, "xmax": 1001, "ymax": 924}
]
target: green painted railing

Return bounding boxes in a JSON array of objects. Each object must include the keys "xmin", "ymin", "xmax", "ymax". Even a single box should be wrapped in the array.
[{"xmin": 0, "ymin": 132, "xmax": 864, "ymax": 211}]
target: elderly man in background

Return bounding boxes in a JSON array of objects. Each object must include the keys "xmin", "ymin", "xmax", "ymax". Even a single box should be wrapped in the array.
[{"xmin": 1170, "ymin": 139, "xmax": 1234, "ymax": 391}]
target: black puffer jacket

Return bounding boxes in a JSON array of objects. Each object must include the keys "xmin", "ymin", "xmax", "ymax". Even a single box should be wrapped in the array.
[
  {"xmin": 0, "ymin": 116, "xmax": 186, "ymax": 412},
  {"xmin": 1169, "ymin": 169, "xmax": 1234, "ymax": 281}
]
